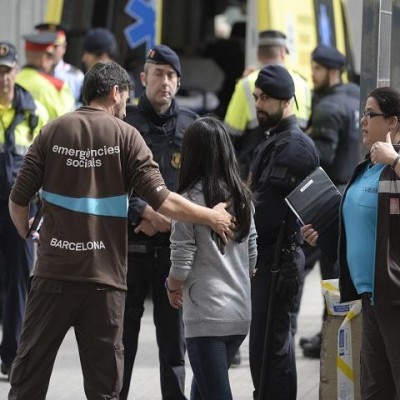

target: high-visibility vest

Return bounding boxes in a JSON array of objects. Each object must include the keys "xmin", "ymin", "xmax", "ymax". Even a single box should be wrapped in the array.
[
  {"xmin": 16, "ymin": 67, "xmax": 74, "ymax": 120},
  {"xmin": 0, "ymin": 84, "xmax": 49, "ymax": 198}
]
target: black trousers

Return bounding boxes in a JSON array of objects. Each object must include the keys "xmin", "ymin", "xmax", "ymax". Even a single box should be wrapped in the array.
[
  {"xmin": 121, "ymin": 246, "xmax": 186, "ymax": 400},
  {"xmin": 249, "ymin": 248, "xmax": 304, "ymax": 400}
]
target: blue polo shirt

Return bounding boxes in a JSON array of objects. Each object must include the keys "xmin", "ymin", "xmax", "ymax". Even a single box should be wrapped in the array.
[{"xmin": 342, "ymin": 163, "xmax": 385, "ymax": 296}]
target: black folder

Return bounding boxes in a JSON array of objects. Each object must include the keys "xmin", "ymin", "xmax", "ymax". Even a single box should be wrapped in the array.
[
  {"xmin": 285, "ymin": 167, "xmax": 342, "ymax": 264},
  {"xmin": 26, "ymin": 201, "xmax": 43, "ymax": 239}
]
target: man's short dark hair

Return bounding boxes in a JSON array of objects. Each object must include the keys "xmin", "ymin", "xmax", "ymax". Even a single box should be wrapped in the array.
[{"xmin": 82, "ymin": 61, "xmax": 130, "ymax": 104}]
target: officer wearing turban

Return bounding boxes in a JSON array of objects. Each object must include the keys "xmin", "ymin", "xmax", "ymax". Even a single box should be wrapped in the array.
[
  {"xmin": 249, "ymin": 64, "xmax": 319, "ymax": 400},
  {"xmin": 224, "ymin": 30, "xmax": 312, "ymax": 180}
]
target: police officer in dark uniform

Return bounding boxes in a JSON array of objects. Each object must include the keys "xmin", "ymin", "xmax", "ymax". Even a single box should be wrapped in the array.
[
  {"xmin": 309, "ymin": 45, "xmax": 360, "ymax": 193},
  {"xmin": 249, "ymin": 65, "xmax": 319, "ymax": 400},
  {"xmin": 121, "ymin": 45, "xmax": 197, "ymax": 400},
  {"xmin": 299, "ymin": 45, "xmax": 360, "ymax": 358}
]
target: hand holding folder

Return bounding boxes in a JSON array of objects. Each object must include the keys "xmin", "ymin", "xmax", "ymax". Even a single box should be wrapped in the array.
[
  {"xmin": 285, "ymin": 167, "xmax": 342, "ymax": 264},
  {"xmin": 26, "ymin": 202, "xmax": 43, "ymax": 241}
]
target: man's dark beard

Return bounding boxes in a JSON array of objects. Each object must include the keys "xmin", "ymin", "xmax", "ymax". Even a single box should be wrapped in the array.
[
  {"xmin": 313, "ymin": 74, "xmax": 330, "ymax": 93},
  {"xmin": 257, "ymin": 108, "xmax": 284, "ymax": 131}
]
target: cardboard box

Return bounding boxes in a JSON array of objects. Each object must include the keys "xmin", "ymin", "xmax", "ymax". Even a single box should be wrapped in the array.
[
  {"xmin": 322, "ymin": 279, "xmax": 359, "ymax": 316},
  {"xmin": 320, "ymin": 287, "xmax": 362, "ymax": 400}
]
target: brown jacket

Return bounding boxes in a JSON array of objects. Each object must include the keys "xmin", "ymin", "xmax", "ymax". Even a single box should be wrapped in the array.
[{"xmin": 10, "ymin": 107, "xmax": 169, "ymax": 290}]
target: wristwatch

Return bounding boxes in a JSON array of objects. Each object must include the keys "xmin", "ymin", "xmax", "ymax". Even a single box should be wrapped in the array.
[{"xmin": 391, "ymin": 154, "xmax": 400, "ymax": 169}]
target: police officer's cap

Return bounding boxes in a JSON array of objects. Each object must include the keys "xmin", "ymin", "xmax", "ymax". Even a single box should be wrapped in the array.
[
  {"xmin": 35, "ymin": 22, "xmax": 67, "ymax": 45},
  {"xmin": 0, "ymin": 42, "xmax": 17, "ymax": 68},
  {"xmin": 23, "ymin": 32, "xmax": 58, "ymax": 54},
  {"xmin": 312, "ymin": 45, "xmax": 346, "ymax": 69},
  {"xmin": 83, "ymin": 28, "xmax": 117, "ymax": 56},
  {"xmin": 259, "ymin": 30, "xmax": 289, "ymax": 54},
  {"xmin": 146, "ymin": 45, "xmax": 181, "ymax": 77},
  {"xmin": 255, "ymin": 64, "xmax": 294, "ymax": 100}
]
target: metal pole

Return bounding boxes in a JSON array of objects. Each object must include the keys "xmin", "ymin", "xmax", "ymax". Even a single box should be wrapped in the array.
[
  {"xmin": 245, "ymin": 0, "xmax": 258, "ymax": 68},
  {"xmin": 391, "ymin": 0, "xmax": 400, "ymax": 89},
  {"xmin": 359, "ymin": 0, "xmax": 382, "ymax": 157}
]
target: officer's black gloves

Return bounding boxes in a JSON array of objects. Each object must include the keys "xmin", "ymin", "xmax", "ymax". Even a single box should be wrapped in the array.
[{"xmin": 276, "ymin": 248, "xmax": 299, "ymax": 302}]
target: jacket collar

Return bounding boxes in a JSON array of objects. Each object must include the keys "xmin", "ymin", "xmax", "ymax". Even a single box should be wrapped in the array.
[
  {"xmin": 13, "ymin": 83, "xmax": 36, "ymax": 113},
  {"xmin": 138, "ymin": 93, "xmax": 178, "ymax": 126},
  {"xmin": 268, "ymin": 114, "xmax": 297, "ymax": 137}
]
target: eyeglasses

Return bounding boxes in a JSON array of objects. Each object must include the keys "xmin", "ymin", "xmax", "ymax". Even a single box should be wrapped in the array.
[{"xmin": 362, "ymin": 110, "xmax": 385, "ymax": 119}]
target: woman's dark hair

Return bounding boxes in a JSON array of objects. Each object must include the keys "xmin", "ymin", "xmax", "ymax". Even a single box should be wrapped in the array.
[
  {"xmin": 178, "ymin": 117, "xmax": 252, "ymax": 241},
  {"xmin": 368, "ymin": 86, "xmax": 400, "ymax": 118},
  {"xmin": 82, "ymin": 60, "xmax": 130, "ymax": 104}
]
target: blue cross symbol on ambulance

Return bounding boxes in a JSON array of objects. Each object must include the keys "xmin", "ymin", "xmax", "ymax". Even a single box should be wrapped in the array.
[{"xmin": 124, "ymin": 0, "xmax": 156, "ymax": 53}]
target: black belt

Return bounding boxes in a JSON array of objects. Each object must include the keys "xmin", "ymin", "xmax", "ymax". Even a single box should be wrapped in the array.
[{"xmin": 128, "ymin": 243, "xmax": 168, "ymax": 254}]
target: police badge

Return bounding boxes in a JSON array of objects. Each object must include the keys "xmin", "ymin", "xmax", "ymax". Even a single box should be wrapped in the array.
[{"xmin": 171, "ymin": 152, "xmax": 181, "ymax": 169}]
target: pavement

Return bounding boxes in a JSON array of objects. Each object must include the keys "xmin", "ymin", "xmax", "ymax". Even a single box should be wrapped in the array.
[{"xmin": 0, "ymin": 266, "xmax": 323, "ymax": 399}]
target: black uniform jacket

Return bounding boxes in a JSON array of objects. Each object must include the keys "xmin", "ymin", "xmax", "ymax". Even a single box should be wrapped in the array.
[
  {"xmin": 125, "ymin": 94, "xmax": 198, "ymax": 248},
  {"xmin": 250, "ymin": 115, "xmax": 319, "ymax": 249},
  {"xmin": 309, "ymin": 83, "xmax": 360, "ymax": 185}
]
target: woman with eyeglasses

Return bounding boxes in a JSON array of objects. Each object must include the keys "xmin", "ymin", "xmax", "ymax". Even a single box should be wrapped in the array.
[{"xmin": 302, "ymin": 86, "xmax": 400, "ymax": 399}]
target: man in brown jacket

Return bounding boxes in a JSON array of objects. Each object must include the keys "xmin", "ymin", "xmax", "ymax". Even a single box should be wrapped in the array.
[{"xmin": 8, "ymin": 61, "xmax": 233, "ymax": 400}]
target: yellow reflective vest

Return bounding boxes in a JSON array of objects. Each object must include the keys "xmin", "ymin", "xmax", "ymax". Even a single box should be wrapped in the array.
[
  {"xmin": 0, "ymin": 83, "xmax": 49, "ymax": 199},
  {"xmin": 16, "ymin": 67, "xmax": 74, "ymax": 120}
]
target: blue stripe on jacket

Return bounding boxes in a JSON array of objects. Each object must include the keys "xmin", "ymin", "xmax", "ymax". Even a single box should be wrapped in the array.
[{"xmin": 42, "ymin": 190, "xmax": 128, "ymax": 217}]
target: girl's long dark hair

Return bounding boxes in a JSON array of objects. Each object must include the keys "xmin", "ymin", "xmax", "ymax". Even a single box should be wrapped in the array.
[{"xmin": 178, "ymin": 117, "xmax": 252, "ymax": 241}]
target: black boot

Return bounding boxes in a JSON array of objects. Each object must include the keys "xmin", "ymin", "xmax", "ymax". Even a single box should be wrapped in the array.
[
  {"xmin": 299, "ymin": 332, "xmax": 320, "ymax": 348},
  {"xmin": 301, "ymin": 333, "xmax": 321, "ymax": 358},
  {"xmin": 1, "ymin": 362, "xmax": 11, "ymax": 380}
]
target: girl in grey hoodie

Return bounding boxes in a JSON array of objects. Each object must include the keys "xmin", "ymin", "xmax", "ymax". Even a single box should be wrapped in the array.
[{"xmin": 165, "ymin": 117, "xmax": 258, "ymax": 400}]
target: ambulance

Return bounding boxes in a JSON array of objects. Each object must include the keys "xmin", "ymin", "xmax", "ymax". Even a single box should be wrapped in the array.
[{"xmin": 38, "ymin": 0, "xmax": 363, "ymax": 109}]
